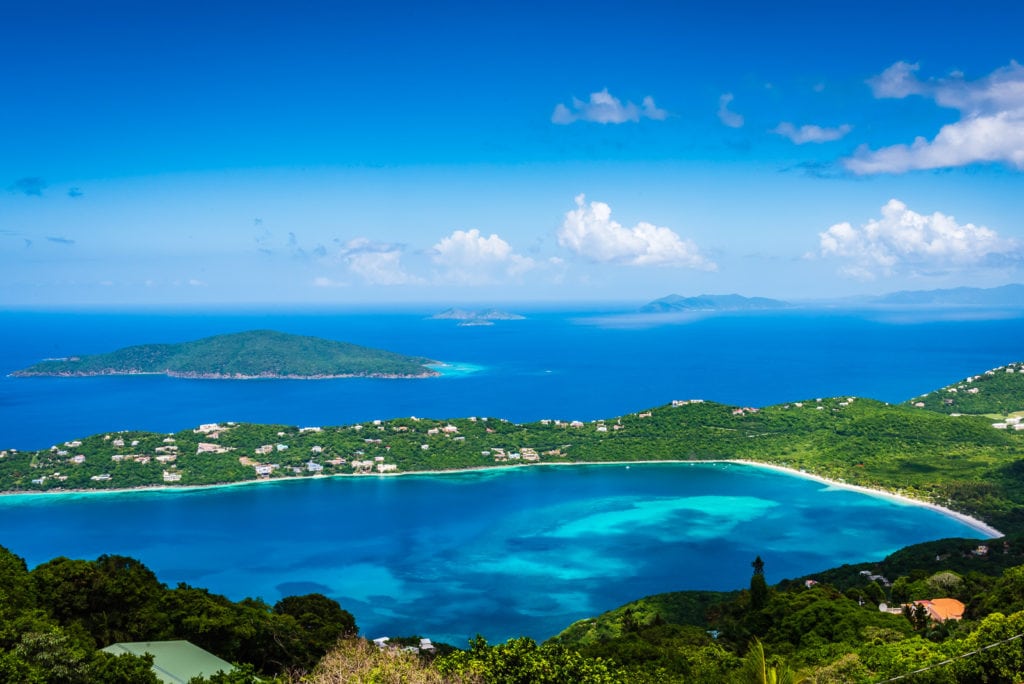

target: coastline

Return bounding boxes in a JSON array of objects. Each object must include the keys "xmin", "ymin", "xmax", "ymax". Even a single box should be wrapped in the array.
[
  {"xmin": 8, "ymin": 369, "xmax": 440, "ymax": 380},
  {"xmin": 0, "ymin": 458, "xmax": 1002, "ymax": 538}
]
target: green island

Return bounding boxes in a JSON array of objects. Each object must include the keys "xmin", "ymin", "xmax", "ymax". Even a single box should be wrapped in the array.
[
  {"xmin": 9, "ymin": 330, "xmax": 439, "ymax": 379},
  {"xmin": 7, "ymin": 361, "xmax": 1024, "ymax": 682}
]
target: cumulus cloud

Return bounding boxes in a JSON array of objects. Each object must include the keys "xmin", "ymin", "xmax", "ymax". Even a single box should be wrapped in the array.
[
  {"xmin": 338, "ymin": 238, "xmax": 422, "ymax": 286},
  {"xmin": 552, "ymin": 89, "xmax": 667, "ymax": 124},
  {"xmin": 847, "ymin": 61, "xmax": 1024, "ymax": 173},
  {"xmin": 773, "ymin": 122, "xmax": 852, "ymax": 144},
  {"xmin": 557, "ymin": 195, "xmax": 715, "ymax": 269},
  {"xmin": 818, "ymin": 199, "xmax": 1020, "ymax": 278},
  {"xmin": 431, "ymin": 229, "xmax": 535, "ymax": 284},
  {"xmin": 717, "ymin": 93, "xmax": 744, "ymax": 128},
  {"xmin": 10, "ymin": 177, "xmax": 46, "ymax": 196}
]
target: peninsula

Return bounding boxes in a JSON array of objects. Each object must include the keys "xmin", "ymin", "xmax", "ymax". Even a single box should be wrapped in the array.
[
  {"xmin": 10, "ymin": 330, "xmax": 439, "ymax": 379},
  {"xmin": 4, "ymin": 361, "xmax": 1024, "ymax": 536}
]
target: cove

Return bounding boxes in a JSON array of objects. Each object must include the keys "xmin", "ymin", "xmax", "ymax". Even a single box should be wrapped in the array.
[{"xmin": 0, "ymin": 462, "xmax": 988, "ymax": 644}]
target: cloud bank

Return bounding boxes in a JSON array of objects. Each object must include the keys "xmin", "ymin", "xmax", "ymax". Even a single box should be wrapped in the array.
[
  {"xmin": 558, "ymin": 195, "xmax": 715, "ymax": 269},
  {"xmin": 552, "ymin": 89, "xmax": 667, "ymax": 124},
  {"xmin": 846, "ymin": 61, "xmax": 1024, "ymax": 173},
  {"xmin": 819, "ymin": 199, "xmax": 1019, "ymax": 279}
]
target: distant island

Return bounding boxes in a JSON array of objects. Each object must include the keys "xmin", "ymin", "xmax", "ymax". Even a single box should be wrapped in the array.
[
  {"xmin": 431, "ymin": 308, "xmax": 526, "ymax": 326},
  {"xmin": 640, "ymin": 293, "xmax": 791, "ymax": 313},
  {"xmin": 866, "ymin": 283, "xmax": 1024, "ymax": 308},
  {"xmin": 10, "ymin": 330, "xmax": 439, "ymax": 379}
]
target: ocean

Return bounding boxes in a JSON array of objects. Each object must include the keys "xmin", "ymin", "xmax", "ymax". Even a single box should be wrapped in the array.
[
  {"xmin": 3, "ymin": 306, "xmax": 1023, "ymax": 451},
  {"xmin": 0, "ymin": 306, "xmax": 1019, "ymax": 642}
]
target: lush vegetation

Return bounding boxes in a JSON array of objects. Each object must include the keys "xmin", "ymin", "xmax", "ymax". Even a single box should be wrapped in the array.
[
  {"xmin": 0, "ymin": 545, "xmax": 355, "ymax": 682},
  {"xmin": 11, "ymin": 330, "xmax": 438, "ymax": 378},
  {"xmin": 906, "ymin": 361, "xmax": 1024, "ymax": 416},
  {"xmin": 5, "ymin": 362, "xmax": 1024, "ymax": 532}
]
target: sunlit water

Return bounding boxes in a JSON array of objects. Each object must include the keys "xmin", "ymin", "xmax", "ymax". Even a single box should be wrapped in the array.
[
  {"xmin": 0, "ymin": 463, "xmax": 986, "ymax": 643},
  {"xmin": 0, "ymin": 308, "xmax": 1014, "ymax": 642}
]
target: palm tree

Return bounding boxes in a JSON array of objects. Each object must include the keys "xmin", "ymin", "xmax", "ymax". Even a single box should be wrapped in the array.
[{"xmin": 735, "ymin": 639, "xmax": 806, "ymax": 684}]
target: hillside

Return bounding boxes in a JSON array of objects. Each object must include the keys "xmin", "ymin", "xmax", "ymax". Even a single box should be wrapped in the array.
[
  {"xmin": 10, "ymin": 330, "xmax": 439, "ymax": 379},
  {"xmin": 906, "ymin": 361, "xmax": 1024, "ymax": 416},
  {"xmin": 4, "ymin": 362, "xmax": 1024, "ymax": 532}
]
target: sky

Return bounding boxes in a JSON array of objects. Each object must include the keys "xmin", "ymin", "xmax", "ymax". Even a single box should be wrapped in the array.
[{"xmin": 3, "ymin": 0, "xmax": 1024, "ymax": 307}]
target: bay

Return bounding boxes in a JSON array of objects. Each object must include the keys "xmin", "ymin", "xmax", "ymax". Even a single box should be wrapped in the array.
[
  {"xmin": 0, "ymin": 306, "xmax": 1015, "ymax": 643},
  {"xmin": 0, "ymin": 463, "xmax": 987, "ymax": 644}
]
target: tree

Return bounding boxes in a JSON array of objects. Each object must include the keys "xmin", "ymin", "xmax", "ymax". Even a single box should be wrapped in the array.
[
  {"xmin": 751, "ymin": 557, "xmax": 769, "ymax": 611},
  {"xmin": 735, "ymin": 639, "xmax": 804, "ymax": 684}
]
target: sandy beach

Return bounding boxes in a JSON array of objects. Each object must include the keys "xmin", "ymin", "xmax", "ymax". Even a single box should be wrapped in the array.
[{"xmin": 0, "ymin": 457, "xmax": 1003, "ymax": 538}]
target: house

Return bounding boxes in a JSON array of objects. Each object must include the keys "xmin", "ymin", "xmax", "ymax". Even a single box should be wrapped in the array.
[
  {"xmin": 162, "ymin": 470, "xmax": 182, "ymax": 483},
  {"xmin": 102, "ymin": 640, "xmax": 235, "ymax": 683},
  {"xmin": 307, "ymin": 461, "xmax": 324, "ymax": 473},
  {"xmin": 911, "ymin": 598, "xmax": 965, "ymax": 623},
  {"xmin": 310, "ymin": 445, "xmax": 324, "ymax": 454},
  {"xmin": 254, "ymin": 464, "xmax": 274, "ymax": 477},
  {"xmin": 90, "ymin": 474, "xmax": 112, "ymax": 482}
]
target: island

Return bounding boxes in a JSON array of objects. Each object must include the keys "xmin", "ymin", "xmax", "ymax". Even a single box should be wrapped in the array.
[
  {"xmin": 430, "ymin": 308, "xmax": 526, "ymax": 326},
  {"xmin": 640, "ymin": 293, "xmax": 791, "ymax": 313},
  {"xmin": 9, "ymin": 330, "xmax": 439, "ymax": 379}
]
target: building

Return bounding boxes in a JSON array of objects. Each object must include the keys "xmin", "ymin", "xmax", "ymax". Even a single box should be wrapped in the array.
[{"xmin": 102, "ymin": 640, "xmax": 235, "ymax": 683}]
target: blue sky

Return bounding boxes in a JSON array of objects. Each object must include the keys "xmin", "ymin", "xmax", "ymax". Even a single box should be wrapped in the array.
[{"xmin": 3, "ymin": 0, "xmax": 1024, "ymax": 306}]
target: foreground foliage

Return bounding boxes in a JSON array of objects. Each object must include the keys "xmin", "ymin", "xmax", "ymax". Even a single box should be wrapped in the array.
[{"xmin": 0, "ymin": 545, "xmax": 354, "ymax": 682}]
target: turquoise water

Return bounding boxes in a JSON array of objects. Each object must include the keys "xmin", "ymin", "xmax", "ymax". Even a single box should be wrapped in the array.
[{"xmin": 0, "ymin": 463, "xmax": 986, "ymax": 643}]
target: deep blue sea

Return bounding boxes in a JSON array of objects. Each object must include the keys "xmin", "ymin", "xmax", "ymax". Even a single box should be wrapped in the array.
[{"xmin": 0, "ymin": 306, "xmax": 1020, "ymax": 643}]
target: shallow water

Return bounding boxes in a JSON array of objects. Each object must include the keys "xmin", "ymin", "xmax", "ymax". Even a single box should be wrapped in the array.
[{"xmin": 0, "ymin": 462, "xmax": 986, "ymax": 643}]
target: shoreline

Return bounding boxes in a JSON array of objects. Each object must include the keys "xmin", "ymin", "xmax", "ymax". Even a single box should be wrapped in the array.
[
  {"xmin": 8, "ymin": 369, "xmax": 440, "ymax": 380},
  {"xmin": 0, "ymin": 458, "xmax": 1002, "ymax": 538}
]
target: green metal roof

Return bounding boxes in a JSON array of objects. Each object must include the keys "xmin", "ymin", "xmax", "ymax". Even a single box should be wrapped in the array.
[{"xmin": 102, "ymin": 640, "xmax": 236, "ymax": 684}]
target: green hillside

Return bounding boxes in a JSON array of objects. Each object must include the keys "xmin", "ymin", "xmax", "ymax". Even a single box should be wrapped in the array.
[
  {"xmin": 10, "ymin": 330, "xmax": 438, "ymax": 379},
  {"xmin": 906, "ymin": 361, "xmax": 1024, "ymax": 416},
  {"xmin": 4, "ymin": 362, "xmax": 1024, "ymax": 532}
]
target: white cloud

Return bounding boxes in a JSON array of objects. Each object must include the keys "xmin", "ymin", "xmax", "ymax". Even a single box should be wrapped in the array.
[
  {"xmin": 819, "ymin": 199, "xmax": 1019, "ymax": 278},
  {"xmin": 557, "ymin": 194, "xmax": 715, "ymax": 269},
  {"xmin": 773, "ymin": 121, "xmax": 852, "ymax": 144},
  {"xmin": 717, "ymin": 93, "xmax": 744, "ymax": 128},
  {"xmin": 847, "ymin": 61, "xmax": 1024, "ymax": 173},
  {"xmin": 867, "ymin": 61, "xmax": 927, "ymax": 98},
  {"xmin": 431, "ymin": 229, "xmax": 536, "ymax": 284},
  {"xmin": 552, "ymin": 89, "xmax": 667, "ymax": 124},
  {"xmin": 338, "ymin": 238, "xmax": 422, "ymax": 285}
]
